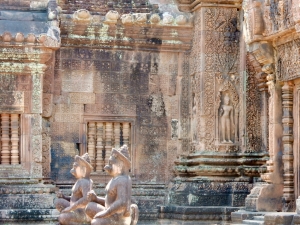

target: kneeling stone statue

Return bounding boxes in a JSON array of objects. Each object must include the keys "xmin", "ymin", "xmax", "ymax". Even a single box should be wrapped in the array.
[
  {"xmin": 55, "ymin": 153, "xmax": 93, "ymax": 225},
  {"xmin": 85, "ymin": 145, "xmax": 139, "ymax": 225}
]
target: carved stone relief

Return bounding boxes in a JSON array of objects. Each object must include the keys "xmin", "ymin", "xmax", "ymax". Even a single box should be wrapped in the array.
[
  {"xmin": 243, "ymin": 0, "xmax": 294, "ymax": 40},
  {"xmin": 218, "ymin": 93, "xmax": 236, "ymax": 144},
  {"xmin": 277, "ymin": 39, "xmax": 300, "ymax": 81},
  {"xmin": 191, "ymin": 7, "xmax": 241, "ymax": 152},
  {"xmin": 32, "ymin": 73, "xmax": 43, "ymax": 114}
]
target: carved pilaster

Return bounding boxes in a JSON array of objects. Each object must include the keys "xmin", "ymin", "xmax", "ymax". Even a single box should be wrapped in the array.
[
  {"xmin": 256, "ymin": 72, "xmax": 269, "ymax": 152},
  {"xmin": 282, "ymin": 81, "xmax": 294, "ymax": 205},
  {"xmin": 261, "ymin": 72, "xmax": 279, "ymax": 183},
  {"xmin": 95, "ymin": 122, "xmax": 104, "ymax": 172},
  {"xmin": 87, "ymin": 122, "xmax": 96, "ymax": 170},
  {"xmin": 105, "ymin": 122, "xmax": 112, "ymax": 164},
  {"xmin": 1, "ymin": 114, "xmax": 10, "ymax": 164},
  {"xmin": 10, "ymin": 114, "xmax": 19, "ymax": 164}
]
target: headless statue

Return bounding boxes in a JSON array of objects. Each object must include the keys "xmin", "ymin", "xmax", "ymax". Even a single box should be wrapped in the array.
[
  {"xmin": 85, "ymin": 145, "xmax": 139, "ymax": 225},
  {"xmin": 55, "ymin": 153, "xmax": 93, "ymax": 225}
]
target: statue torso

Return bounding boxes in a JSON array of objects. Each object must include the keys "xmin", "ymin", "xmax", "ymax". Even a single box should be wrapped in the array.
[{"xmin": 70, "ymin": 178, "xmax": 92, "ymax": 205}]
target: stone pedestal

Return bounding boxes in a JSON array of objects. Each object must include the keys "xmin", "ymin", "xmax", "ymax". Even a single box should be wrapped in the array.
[{"xmin": 245, "ymin": 183, "xmax": 283, "ymax": 212}]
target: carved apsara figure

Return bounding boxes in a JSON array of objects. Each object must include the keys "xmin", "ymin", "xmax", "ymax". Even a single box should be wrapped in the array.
[
  {"xmin": 85, "ymin": 145, "xmax": 139, "ymax": 225},
  {"xmin": 55, "ymin": 153, "xmax": 93, "ymax": 225},
  {"xmin": 220, "ymin": 93, "xmax": 235, "ymax": 143}
]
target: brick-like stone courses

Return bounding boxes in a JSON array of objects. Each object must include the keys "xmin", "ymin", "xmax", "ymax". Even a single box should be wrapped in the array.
[
  {"xmin": 58, "ymin": 0, "xmax": 158, "ymax": 15},
  {"xmin": 52, "ymin": 48, "xmax": 180, "ymax": 184}
]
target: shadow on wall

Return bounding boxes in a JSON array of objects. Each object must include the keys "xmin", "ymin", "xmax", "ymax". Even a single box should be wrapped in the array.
[{"xmin": 50, "ymin": 141, "xmax": 78, "ymax": 184}]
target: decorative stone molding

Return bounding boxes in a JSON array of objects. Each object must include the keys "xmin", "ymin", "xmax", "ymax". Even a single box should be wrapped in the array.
[
  {"xmin": 162, "ymin": 12, "xmax": 174, "ymax": 25},
  {"xmin": 73, "ymin": 9, "xmax": 92, "ymax": 23},
  {"xmin": 105, "ymin": 10, "xmax": 120, "ymax": 24},
  {"xmin": 149, "ymin": 14, "xmax": 161, "ymax": 24}
]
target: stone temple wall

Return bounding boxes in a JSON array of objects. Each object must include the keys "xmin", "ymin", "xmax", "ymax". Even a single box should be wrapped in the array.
[
  {"xmin": 50, "ymin": 49, "xmax": 185, "ymax": 184},
  {"xmin": 3, "ymin": 0, "xmax": 300, "ymax": 223}
]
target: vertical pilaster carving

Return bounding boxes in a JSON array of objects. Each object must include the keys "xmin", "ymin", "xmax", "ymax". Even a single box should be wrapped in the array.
[
  {"xmin": 181, "ymin": 52, "xmax": 190, "ymax": 153},
  {"xmin": 264, "ymin": 73, "xmax": 276, "ymax": 182},
  {"xmin": 105, "ymin": 122, "xmax": 112, "ymax": 164},
  {"xmin": 32, "ymin": 73, "xmax": 43, "ymax": 114},
  {"xmin": 114, "ymin": 122, "xmax": 120, "ymax": 148},
  {"xmin": 10, "ymin": 114, "xmax": 19, "ymax": 164},
  {"xmin": 256, "ymin": 72, "xmax": 269, "ymax": 152},
  {"xmin": 244, "ymin": 54, "xmax": 265, "ymax": 153},
  {"xmin": 282, "ymin": 81, "xmax": 294, "ymax": 205},
  {"xmin": 1, "ymin": 114, "xmax": 10, "ymax": 164},
  {"xmin": 96, "ymin": 122, "xmax": 104, "ymax": 172},
  {"xmin": 87, "ymin": 122, "xmax": 96, "ymax": 170}
]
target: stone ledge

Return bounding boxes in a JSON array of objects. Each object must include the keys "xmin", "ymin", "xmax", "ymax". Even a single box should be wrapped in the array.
[
  {"xmin": 158, "ymin": 206, "xmax": 242, "ymax": 221},
  {"xmin": 0, "ymin": 209, "xmax": 58, "ymax": 222}
]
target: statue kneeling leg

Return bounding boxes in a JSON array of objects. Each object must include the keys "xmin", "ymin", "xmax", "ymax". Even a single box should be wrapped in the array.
[
  {"xmin": 55, "ymin": 198, "xmax": 90, "ymax": 225},
  {"xmin": 86, "ymin": 202, "xmax": 138, "ymax": 225}
]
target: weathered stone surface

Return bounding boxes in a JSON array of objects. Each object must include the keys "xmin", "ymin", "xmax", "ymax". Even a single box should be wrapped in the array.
[{"xmin": 0, "ymin": 0, "xmax": 300, "ymax": 223}]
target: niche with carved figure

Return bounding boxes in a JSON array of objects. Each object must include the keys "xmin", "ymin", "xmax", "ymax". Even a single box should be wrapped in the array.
[{"xmin": 216, "ymin": 85, "xmax": 239, "ymax": 145}]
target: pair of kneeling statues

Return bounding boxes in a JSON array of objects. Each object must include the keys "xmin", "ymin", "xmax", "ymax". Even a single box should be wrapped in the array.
[{"xmin": 54, "ymin": 145, "xmax": 139, "ymax": 225}]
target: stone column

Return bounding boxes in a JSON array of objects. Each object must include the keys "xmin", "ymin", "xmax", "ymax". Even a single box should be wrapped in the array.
[
  {"xmin": 123, "ymin": 122, "xmax": 130, "ymax": 146},
  {"xmin": 105, "ymin": 122, "xmax": 112, "ymax": 164},
  {"xmin": 281, "ymin": 81, "xmax": 294, "ymax": 206},
  {"xmin": 87, "ymin": 122, "xmax": 96, "ymax": 170},
  {"xmin": 95, "ymin": 122, "xmax": 104, "ymax": 172},
  {"xmin": 1, "ymin": 114, "xmax": 10, "ymax": 164},
  {"xmin": 10, "ymin": 114, "xmax": 19, "ymax": 165}
]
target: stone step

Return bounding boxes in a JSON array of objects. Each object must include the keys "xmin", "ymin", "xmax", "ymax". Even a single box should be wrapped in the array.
[
  {"xmin": 253, "ymin": 216, "xmax": 264, "ymax": 221},
  {"xmin": 242, "ymin": 219, "xmax": 264, "ymax": 225}
]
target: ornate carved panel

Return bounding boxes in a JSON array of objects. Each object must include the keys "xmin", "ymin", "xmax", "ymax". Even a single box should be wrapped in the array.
[
  {"xmin": 277, "ymin": 39, "xmax": 300, "ymax": 81},
  {"xmin": 191, "ymin": 7, "xmax": 241, "ymax": 152},
  {"xmin": 245, "ymin": 54, "xmax": 263, "ymax": 152}
]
